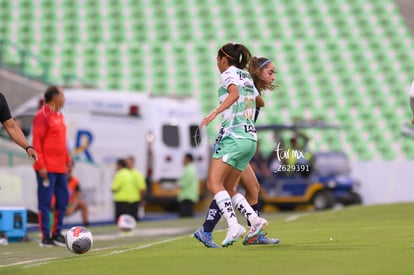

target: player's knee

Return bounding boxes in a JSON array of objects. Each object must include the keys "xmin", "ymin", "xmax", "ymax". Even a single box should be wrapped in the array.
[{"xmin": 206, "ymin": 180, "xmax": 220, "ymax": 194}]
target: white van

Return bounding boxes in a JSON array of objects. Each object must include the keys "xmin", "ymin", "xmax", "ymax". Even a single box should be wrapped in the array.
[{"xmin": 0, "ymin": 89, "xmax": 209, "ymax": 221}]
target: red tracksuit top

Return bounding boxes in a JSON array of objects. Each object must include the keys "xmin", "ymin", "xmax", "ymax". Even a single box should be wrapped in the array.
[{"xmin": 32, "ymin": 105, "xmax": 71, "ymax": 173}]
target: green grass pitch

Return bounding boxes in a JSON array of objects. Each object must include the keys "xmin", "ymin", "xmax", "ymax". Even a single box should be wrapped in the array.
[{"xmin": 1, "ymin": 203, "xmax": 414, "ymax": 275}]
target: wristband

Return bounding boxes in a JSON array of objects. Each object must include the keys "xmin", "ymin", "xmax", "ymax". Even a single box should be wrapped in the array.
[{"xmin": 25, "ymin": 146, "xmax": 34, "ymax": 152}]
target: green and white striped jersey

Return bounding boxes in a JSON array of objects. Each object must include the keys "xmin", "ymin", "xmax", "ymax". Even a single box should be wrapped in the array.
[{"xmin": 218, "ymin": 66, "xmax": 258, "ymax": 141}]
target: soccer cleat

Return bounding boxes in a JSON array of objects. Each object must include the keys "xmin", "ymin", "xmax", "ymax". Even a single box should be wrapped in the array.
[
  {"xmin": 39, "ymin": 237, "xmax": 56, "ymax": 247},
  {"xmin": 243, "ymin": 217, "xmax": 268, "ymax": 245},
  {"xmin": 221, "ymin": 224, "xmax": 246, "ymax": 247},
  {"xmin": 194, "ymin": 227, "xmax": 220, "ymax": 248},
  {"xmin": 253, "ymin": 232, "xmax": 280, "ymax": 245},
  {"xmin": 52, "ymin": 234, "xmax": 66, "ymax": 247}
]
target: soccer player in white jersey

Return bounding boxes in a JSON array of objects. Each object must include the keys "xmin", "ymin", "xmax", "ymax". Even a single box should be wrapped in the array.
[
  {"xmin": 195, "ymin": 56, "xmax": 279, "ymax": 248},
  {"xmin": 198, "ymin": 43, "xmax": 268, "ymax": 247}
]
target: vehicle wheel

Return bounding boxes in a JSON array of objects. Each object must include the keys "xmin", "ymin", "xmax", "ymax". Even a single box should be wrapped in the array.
[
  {"xmin": 347, "ymin": 192, "xmax": 362, "ymax": 205},
  {"xmin": 276, "ymin": 204, "xmax": 296, "ymax": 211},
  {"xmin": 312, "ymin": 191, "xmax": 335, "ymax": 210}
]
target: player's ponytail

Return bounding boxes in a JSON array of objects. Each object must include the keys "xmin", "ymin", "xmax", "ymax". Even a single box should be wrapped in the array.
[{"xmin": 218, "ymin": 43, "xmax": 252, "ymax": 69}]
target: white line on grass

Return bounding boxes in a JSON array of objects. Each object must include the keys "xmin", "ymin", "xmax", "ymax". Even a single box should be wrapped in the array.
[
  {"xmin": 104, "ymin": 236, "xmax": 184, "ymax": 256},
  {"xmin": 94, "ymin": 227, "xmax": 187, "ymax": 241},
  {"xmin": 0, "ymin": 235, "xmax": 186, "ymax": 269},
  {"xmin": 0, "ymin": 258, "xmax": 58, "ymax": 268},
  {"xmin": 284, "ymin": 212, "xmax": 312, "ymax": 222},
  {"xmin": 285, "ymin": 215, "xmax": 300, "ymax": 222}
]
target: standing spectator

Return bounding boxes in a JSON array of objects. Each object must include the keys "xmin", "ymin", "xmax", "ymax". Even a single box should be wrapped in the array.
[
  {"xmin": 125, "ymin": 155, "xmax": 147, "ymax": 220},
  {"xmin": 288, "ymin": 131, "xmax": 311, "ymax": 165},
  {"xmin": 32, "ymin": 86, "xmax": 71, "ymax": 247},
  {"xmin": 0, "ymin": 93, "xmax": 37, "ymax": 161},
  {"xmin": 111, "ymin": 158, "xmax": 141, "ymax": 222},
  {"xmin": 177, "ymin": 153, "xmax": 199, "ymax": 217}
]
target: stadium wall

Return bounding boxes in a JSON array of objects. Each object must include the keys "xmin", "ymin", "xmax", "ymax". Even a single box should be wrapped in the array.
[
  {"xmin": 351, "ymin": 160, "xmax": 414, "ymax": 205},
  {"xmin": 0, "ymin": 161, "xmax": 413, "ymax": 225},
  {"xmin": 0, "ymin": 163, "xmax": 114, "ymax": 224}
]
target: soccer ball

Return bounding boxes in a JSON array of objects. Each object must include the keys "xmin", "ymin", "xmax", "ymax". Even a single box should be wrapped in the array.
[
  {"xmin": 117, "ymin": 214, "xmax": 136, "ymax": 232},
  {"xmin": 65, "ymin": 226, "xmax": 93, "ymax": 254}
]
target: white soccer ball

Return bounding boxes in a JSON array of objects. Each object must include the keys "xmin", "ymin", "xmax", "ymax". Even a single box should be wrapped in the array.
[
  {"xmin": 117, "ymin": 214, "xmax": 136, "ymax": 232},
  {"xmin": 65, "ymin": 226, "xmax": 93, "ymax": 254}
]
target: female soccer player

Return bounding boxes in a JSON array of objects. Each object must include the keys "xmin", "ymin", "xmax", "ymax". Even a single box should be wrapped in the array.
[
  {"xmin": 198, "ymin": 43, "xmax": 268, "ymax": 247},
  {"xmin": 195, "ymin": 56, "xmax": 279, "ymax": 248}
]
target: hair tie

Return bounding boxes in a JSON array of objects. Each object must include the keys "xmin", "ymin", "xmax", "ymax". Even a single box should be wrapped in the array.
[
  {"xmin": 259, "ymin": 59, "xmax": 271, "ymax": 69},
  {"xmin": 220, "ymin": 47, "xmax": 237, "ymax": 60}
]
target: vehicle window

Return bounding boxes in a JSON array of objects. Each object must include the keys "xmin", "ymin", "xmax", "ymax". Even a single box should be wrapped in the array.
[
  {"xmin": 162, "ymin": 125, "xmax": 179, "ymax": 147},
  {"xmin": 189, "ymin": 125, "xmax": 201, "ymax": 147},
  {"xmin": 0, "ymin": 125, "xmax": 10, "ymax": 139},
  {"xmin": 16, "ymin": 115, "xmax": 34, "ymax": 138},
  {"xmin": 0, "ymin": 115, "xmax": 33, "ymax": 139}
]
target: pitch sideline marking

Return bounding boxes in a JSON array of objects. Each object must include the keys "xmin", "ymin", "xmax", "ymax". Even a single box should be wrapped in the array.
[
  {"xmin": 284, "ymin": 212, "xmax": 314, "ymax": 222},
  {"xmin": 0, "ymin": 258, "xmax": 58, "ymax": 269},
  {"xmin": 1, "ymin": 212, "xmax": 318, "ymax": 268},
  {"xmin": 104, "ymin": 236, "xmax": 184, "ymax": 256},
  {"xmin": 0, "ymin": 235, "xmax": 186, "ymax": 269},
  {"xmin": 285, "ymin": 214, "xmax": 301, "ymax": 222}
]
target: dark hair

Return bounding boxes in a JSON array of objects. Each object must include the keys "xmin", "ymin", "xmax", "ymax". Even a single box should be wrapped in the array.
[
  {"xmin": 126, "ymin": 155, "xmax": 135, "ymax": 162},
  {"xmin": 117, "ymin": 158, "xmax": 127, "ymax": 168},
  {"xmin": 218, "ymin": 43, "xmax": 252, "ymax": 69},
  {"xmin": 185, "ymin": 153, "xmax": 193, "ymax": 162},
  {"xmin": 44, "ymin": 86, "xmax": 61, "ymax": 103},
  {"xmin": 248, "ymin": 57, "xmax": 278, "ymax": 92}
]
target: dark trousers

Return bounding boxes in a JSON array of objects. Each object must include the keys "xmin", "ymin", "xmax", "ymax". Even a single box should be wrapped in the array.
[
  {"xmin": 179, "ymin": 199, "xmax": 194, "ymax": 217},
  {"xmin": 114, "ymin": 201, "xmax": 139, "ymax": 222},
  {"xmin": 36, "ymin": 172, "xmax": 69, "ymax": 239}
]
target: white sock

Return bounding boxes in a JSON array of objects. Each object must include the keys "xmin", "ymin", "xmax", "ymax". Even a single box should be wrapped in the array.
[
  {"xmin": 232, "ymin": 193, "xmax": 259, "ymax": 226},
  {"xmin": 214, "ymin": 190, "xmax": 239, "ymax": 228}
]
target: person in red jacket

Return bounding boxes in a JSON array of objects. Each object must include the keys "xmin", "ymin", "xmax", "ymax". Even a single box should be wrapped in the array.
[{"xmin": 32, "ymin": 86, "xmax": 71, "ymax": 247}]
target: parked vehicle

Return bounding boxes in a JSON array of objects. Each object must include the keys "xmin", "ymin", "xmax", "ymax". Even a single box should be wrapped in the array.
[{"xmin": 255, "ymin": 123, "xmax": 362, "ymax": 211}]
